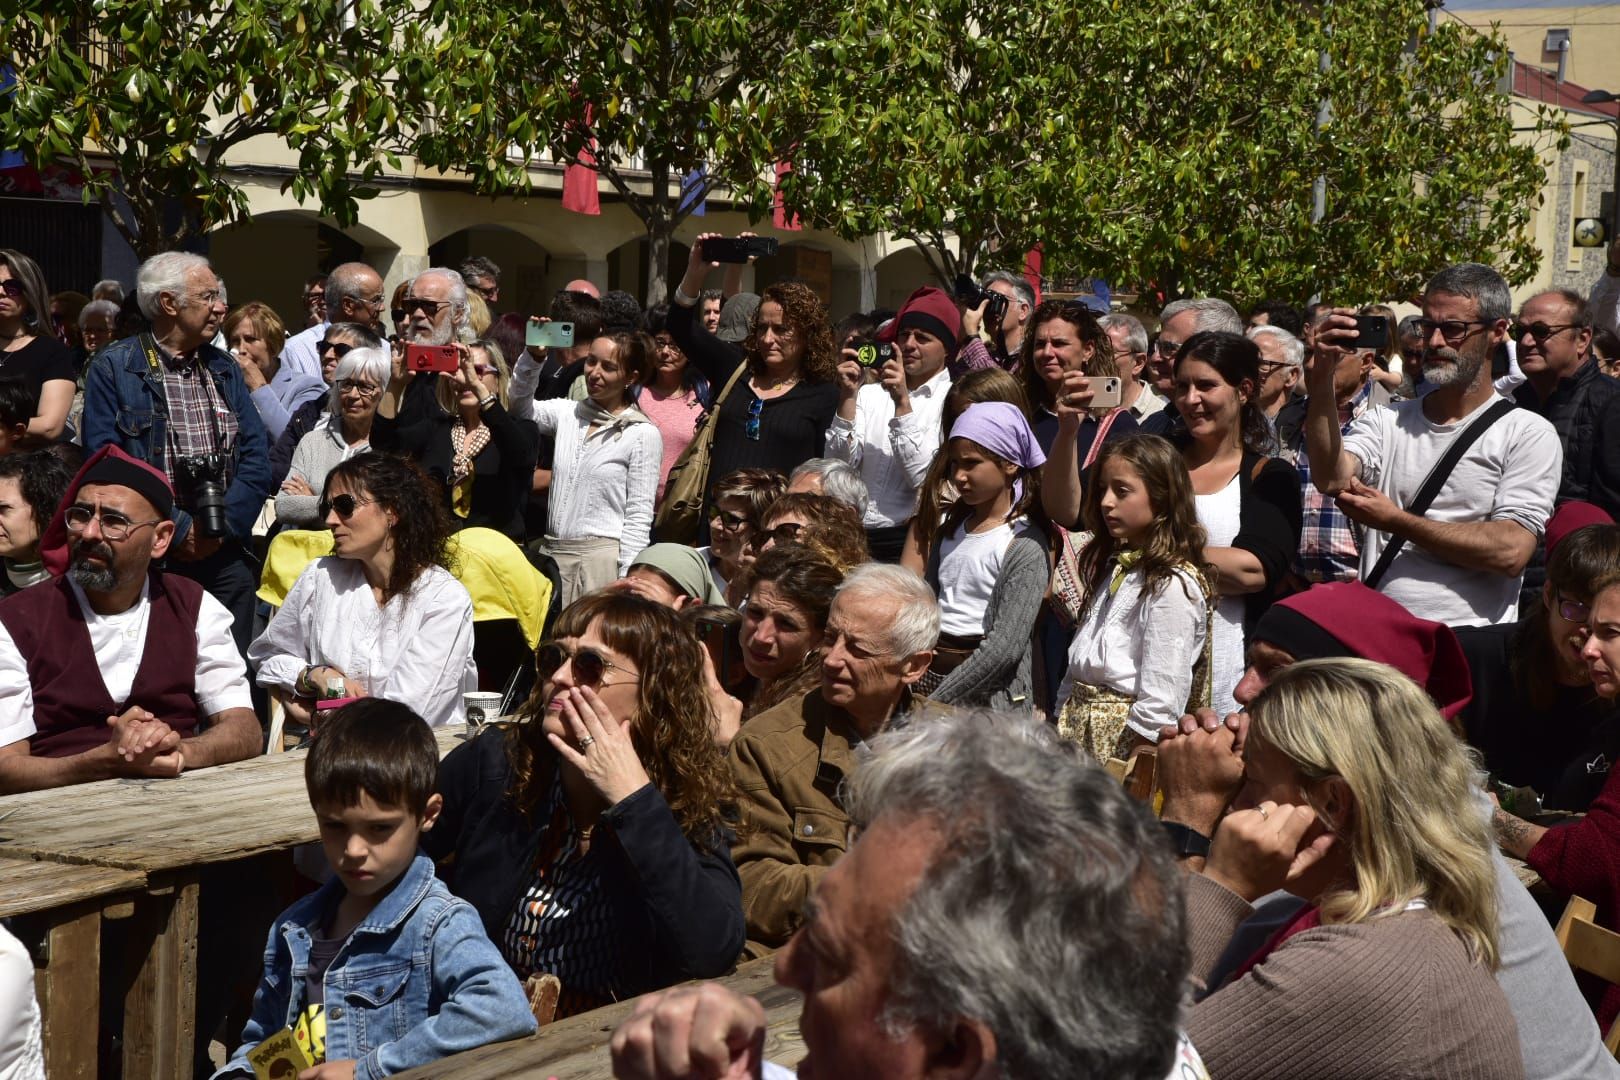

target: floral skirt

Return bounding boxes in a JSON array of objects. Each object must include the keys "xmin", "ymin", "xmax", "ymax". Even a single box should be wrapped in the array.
[{"xmin": 1056, "ymin": 683, "xmax": 1137, "ymax": 763}]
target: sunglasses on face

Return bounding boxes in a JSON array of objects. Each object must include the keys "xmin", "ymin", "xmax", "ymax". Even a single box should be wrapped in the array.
[
  {"xmin": 391, "ymin": 307, "xmax": 406, "ymax": 323},
  {"xmin": 0, "ymin": 280, "xmax": 25, "ymax": 299},
  {"xmin": 761, "ymin": 521, "xmax": 804, "ymax": 545},
  {"xmin": 318, "ymin": 493, "xmax": 370, "ymax": 520},
  {"xmin": 1554, "ymin": 593, "xmax": 1591, "ymax": 624},
  {"xmin": 402, "ymin": 296, "xmax": 445, "ymax": 316},
  {"xmin": 535, "ymin": 642, "xmax": 640, "ymax": 687},
  {"xmin": 319, "ymin": 339, "xmax": 354, "ymax": 358},
  {"xmin": 1510, "ymin": 321, "xmax": 1577, "ymax": 343},
  {"xmin": 746, "ymin": 396, "xmax": 764, "ymax": 441},
  {"xmin": 710, "ymin": 509, "xmax": 750, "ymax": 530}
]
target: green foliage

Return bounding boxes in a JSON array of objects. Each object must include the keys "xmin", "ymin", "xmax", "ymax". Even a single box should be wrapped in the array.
[
  {"xmin": 0, "ymin": 0, "xmax": 424, "ymax": 255},
  {"xmin": 776, "ymin": 0, "xmax": 1566, "ymax": 304}
]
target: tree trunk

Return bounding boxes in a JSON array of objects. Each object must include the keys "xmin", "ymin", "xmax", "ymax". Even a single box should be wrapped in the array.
[{"xmin": 644, "ymin": 160, "xmax": 672, "ymax": 305}]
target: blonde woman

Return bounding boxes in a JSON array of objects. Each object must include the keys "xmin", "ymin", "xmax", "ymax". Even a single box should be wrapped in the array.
[
  {"xmin": 372, "ymin": 338, "xmax": 538, "ymax": 541},
  {"xmin": 1187, "ymin": 658, "xmax": 1521, "ymax": 1079}
]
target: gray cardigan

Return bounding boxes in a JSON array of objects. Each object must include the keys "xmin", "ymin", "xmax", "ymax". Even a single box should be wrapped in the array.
[
  {"xmin": 276, "ymin": 419, "xmax": 367, "ymax": 528},
  {"xmin": 927, "ymin": 524, "xmax": 1051, "ymax": 711}
]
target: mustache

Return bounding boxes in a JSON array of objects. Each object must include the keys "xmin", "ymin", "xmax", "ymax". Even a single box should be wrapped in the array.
[{"xmin": 69, "ymin": 539, "xmax": 115, "ymax": 563}]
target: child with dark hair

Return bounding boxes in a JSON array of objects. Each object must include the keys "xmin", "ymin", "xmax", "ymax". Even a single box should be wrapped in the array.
[
  {"xmin": 216, "ymin": 700, "xmax": 535, "ymax": 1078},
  {"xmin": 0, "ymin": 376, "xmax": 34, "ymax": 456},
  {"xmin": 0, "ymin": 449, "xmax": 73, "ymax": 594}
]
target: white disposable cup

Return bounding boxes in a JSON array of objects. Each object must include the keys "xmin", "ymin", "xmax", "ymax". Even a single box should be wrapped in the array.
[{"xmin": 464, "ymin": 692, "xmax": 504, "ymax": 732}]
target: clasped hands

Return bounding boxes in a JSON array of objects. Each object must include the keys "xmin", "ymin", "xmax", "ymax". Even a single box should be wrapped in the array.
[{"xmin": 103, "ymin": 706, "xmax": 184, "ymax": 778}]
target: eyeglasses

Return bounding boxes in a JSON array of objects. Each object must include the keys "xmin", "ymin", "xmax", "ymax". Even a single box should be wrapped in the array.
[
  {"xmin": 1554, "ymin": 593, "xmax": 1591, "ymax": 624},
  {"xmin": 710, "ymin": 508, "xmax": 750, "ymax": 531},
  {"xmin": 318, "ymin": 339, "xmax": 354, "ymax": 358},
  {"xmin": 191, "ymin": 289, "xmax": 223, "ymax": 306},
  {"xmin": 65, "ymin": 505, "xmax": 162, "ymax": 542},
  {"xmin": 336, "ymin": 379, "xmax": 380, "ymax": 397},
  {"xmin": 1510, "ymin": 321, "xmax": 1578, "ymax": 343},
  {"xmin": 536, "ymin": 642, "xmax": 640, "ymax": 687},
  {"xmin": 0, "ymin": 280, "xmax": 23, "ymax": 299},
  {"xmin": 746, "ymin": 396, "xmax": 763, "ymax": 441},
  {"xmin": 1414, "ymin": 318, "xmax": 1490, "ymax": 344},
  {"xmin": 402, "ymin": 296, "xmax": 445, "ymax": 316},
  {"xmin": 359, "ymin": 294, "xmax": 386, "ymax": 309},
  {"xmin": 318, "ymin": 493, "xmax": 371, "ymax": 520},
  {"xmin": 1256, "ymin": 361, "xmax": 1295, "ymax": 377},
  {"xmin": 1153, "ymin": 337, "xmax": 1183, "ymax": 357}
]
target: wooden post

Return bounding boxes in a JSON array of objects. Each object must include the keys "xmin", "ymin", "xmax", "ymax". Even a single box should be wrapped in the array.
[
  {"xmin": 122, "ymin": 873, "xmax": 200, "ymax": 1080},
  {"xmin": 35, "ymin": 903, "xmax": 102, "ymax": 1080}
]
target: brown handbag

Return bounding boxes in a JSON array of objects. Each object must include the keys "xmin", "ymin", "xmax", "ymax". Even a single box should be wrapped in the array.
[{"xmin": 653, "ymin": 363, "xmax": 749, "ymax": 545}]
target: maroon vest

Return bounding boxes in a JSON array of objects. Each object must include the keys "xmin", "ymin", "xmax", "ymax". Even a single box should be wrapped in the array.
[{"xmin": 0, "ymin": 573, "xmax": 205, "ymax": 758}]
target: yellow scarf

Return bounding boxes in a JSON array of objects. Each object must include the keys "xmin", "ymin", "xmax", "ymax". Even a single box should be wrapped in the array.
[{"xmin": 1108, "ymin": 549, "xmax": 1143, "ymax": 595}]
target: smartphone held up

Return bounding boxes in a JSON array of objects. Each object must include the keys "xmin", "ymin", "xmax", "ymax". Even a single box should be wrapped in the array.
[{"xmin": 405, "ymin": 343, "xmax": 459, "ymax": 375}]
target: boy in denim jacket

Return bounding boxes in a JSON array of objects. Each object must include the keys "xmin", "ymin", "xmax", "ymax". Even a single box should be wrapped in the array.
[{"xmin": 215, "ymin": 700, "xmax": 536, "ymax": 1079}]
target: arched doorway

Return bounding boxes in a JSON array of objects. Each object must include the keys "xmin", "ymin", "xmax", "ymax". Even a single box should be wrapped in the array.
[
  {"xmin": 429, "ymin": 225, "xmax": 557, "ymax": 318},
  {"xmin": 209, "ymin": 212, "xmax": 395, "ymax": 332}
]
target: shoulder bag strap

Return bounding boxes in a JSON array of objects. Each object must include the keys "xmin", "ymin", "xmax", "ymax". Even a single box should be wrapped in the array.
[
  {"xmin": 1362, "ymin": 398, "xmax": 1516, "ymax": 590},
  {"xmin": 1081, "ymin": 409, "xmax": 1123, "ymax": 472}
]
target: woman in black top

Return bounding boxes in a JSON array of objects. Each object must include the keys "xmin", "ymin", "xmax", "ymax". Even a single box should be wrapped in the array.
[
  {"xmin": 1458, "ymin": 520, "xmax": 1620, "ymax": 810},
  {"xmin": 0, "ymin": 250, "xmax": 77, "ymax": 440},
  {"xmin": 668, "ymin": 236, "xmax": 839, "ymax": 511},
  {"xmin": 372, "ymin": 338, "xmax": 538, "ymax": 541},
  {"xmin": 424, "ymin": 591, "xmax": 744, "ymax": 1016}
]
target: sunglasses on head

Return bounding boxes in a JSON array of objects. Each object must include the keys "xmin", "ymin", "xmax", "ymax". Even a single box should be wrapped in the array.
[
  {"xmin": 319, "ymin": 339, "xmax": 354, "ymax": 358},
  {"xmin": 318, "ymin": 493, "xmax": 368, "ymax": 520},
  {"xmin": 535, "ymin": 642, "xmax": 639, "ymax": 687},
  {"xmin": 746, "ymin": 395, "xmax": 764, "ymax": 441}
]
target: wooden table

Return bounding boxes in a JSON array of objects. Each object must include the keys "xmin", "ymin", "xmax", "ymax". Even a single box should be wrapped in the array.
[
  {"xmin": 0, "ymin": 726, "xmax": 468, "ymax": 1079},
  {"xmin": 392, "ymin": 958, "xmax": 806, "ymax": 1079}
]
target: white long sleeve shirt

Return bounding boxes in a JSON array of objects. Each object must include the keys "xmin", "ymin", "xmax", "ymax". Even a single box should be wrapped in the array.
[
  {"xmin": 824, "ymin": 368, "xmax": 952, "ymax": 527},
  {"xmin": 530, "ymin": 398, "xmax": 662, "ymax": 574},
  {"xmin": 248, "ymin": 558, "xmax": 478, "ymax": 728},
  {"xmin": 1058, "ymin": 563, "xmax": 1209, "ymax": 743}
]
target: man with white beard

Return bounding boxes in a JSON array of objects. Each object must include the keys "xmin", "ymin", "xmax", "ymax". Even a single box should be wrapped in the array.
[{"xmin": 1305, "ymin": 262, "xmax": 1562, "ymax": 626}]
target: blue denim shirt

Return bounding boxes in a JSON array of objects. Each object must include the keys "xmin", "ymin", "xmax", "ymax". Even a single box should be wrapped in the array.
[
  {"xmin": 214, "ymin": 854, "xmax": 537, "ymax": 1079},
  {"xmin": 81, "ymin": 334, "xmax": 272, "ymax": 544}
]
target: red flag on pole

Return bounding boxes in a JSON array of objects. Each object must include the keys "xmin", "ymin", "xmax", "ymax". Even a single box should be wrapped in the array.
[
  {"xmin": 1023, "ymin": 247, "xmax": 1043, "ymax": 305},
  {"xmin": 772, "ymin": 161, "xmax": 801, "ymax": 231},
  {"xmin": 561, "ymin": 105, "xmax": 601, "ymax": 216}
]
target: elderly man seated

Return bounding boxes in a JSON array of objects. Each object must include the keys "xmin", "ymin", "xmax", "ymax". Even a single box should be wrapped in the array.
[
  {"xmin": 0, "ymin": 447, "xmax": 260, "ymax": 793},
  {"xmin": 726, "ymin": 563, "xmax": 939, "ymax": 953},
  {"xmin": 613, "ymin": 709, "xmax": 1205, "ymax": 1080}
]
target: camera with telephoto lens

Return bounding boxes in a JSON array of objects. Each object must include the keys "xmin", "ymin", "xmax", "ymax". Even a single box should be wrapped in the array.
[
  {"xmin": 854, "ymin": 341, "xmax": 895, "ymax": 368},
  {"xmin": 954, "ymin": 274, "xmax": 1009, "ymax": 329},
  {"xmin": 174, "ymin": 453, "xmax": 229, "ymax": 539}
]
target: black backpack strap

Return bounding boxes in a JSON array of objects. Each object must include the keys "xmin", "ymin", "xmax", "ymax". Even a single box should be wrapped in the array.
[{"xmin": 1362, "ymin": 398, "xmax": 1517, "ymax": 590}]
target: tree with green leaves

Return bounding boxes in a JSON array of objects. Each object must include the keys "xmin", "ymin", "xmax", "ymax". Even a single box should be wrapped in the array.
[
  {"xmin": 413, "ymin": 0, "xmax": 832, "ymax": 303},
  {"xmin": 778, "ymin": 0, "xmax": 1564, "ymax": 305},
  {"xmin": 0, "ymin": 0, "xmax": 432, "ymax": 256}
]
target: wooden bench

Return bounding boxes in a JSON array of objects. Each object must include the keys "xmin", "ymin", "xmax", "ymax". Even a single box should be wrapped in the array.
[{"xmin": 391, "ymin": 957, "xmax": 805, "ymax": 1079}]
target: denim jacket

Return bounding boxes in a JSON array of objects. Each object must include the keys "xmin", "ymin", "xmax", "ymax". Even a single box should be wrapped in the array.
[
  {"xmin": 82, "ymin": 335, "xmax": 272, "ymax": 543},
  {"xmin": 214, "ymin": 854, "xmax": 537, "ymax": 1079}
]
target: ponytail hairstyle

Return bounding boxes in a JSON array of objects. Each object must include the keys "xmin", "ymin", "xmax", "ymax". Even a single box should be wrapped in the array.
[
  {"xmin": 914, "ymin": 436, "xmax": 1048, "ymax": 558},
  {"xmin": 913, "ymin": 368, "xmax": 1032, "ymax": 554},
  {"xmin": 1076, "ymin": 435, "xmax": 1206, "ymax": 613}
]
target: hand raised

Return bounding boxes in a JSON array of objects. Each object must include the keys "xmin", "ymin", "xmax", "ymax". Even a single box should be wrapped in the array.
[{"xmin": 548, "ymin": 686, "xmax": 652, "ymax": 806}]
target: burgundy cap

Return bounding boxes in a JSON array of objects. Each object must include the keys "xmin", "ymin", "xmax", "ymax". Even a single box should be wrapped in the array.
[
  {"xmin": 877, "ymin": 286, "xmax": 960, "ymax": 354},
  {"xmin": 1545, "ymin": 501, "xmax": 1614, "ymax": 558}
]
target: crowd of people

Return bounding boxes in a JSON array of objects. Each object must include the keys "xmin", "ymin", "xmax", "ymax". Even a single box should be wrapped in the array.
[{"xmin": 0, "ymin": 234, "xmax": 1618, "ymax": 1079}]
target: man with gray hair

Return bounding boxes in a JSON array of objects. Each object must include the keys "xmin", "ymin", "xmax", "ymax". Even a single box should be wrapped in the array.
[
  {"xmin": 458, "ymin": 255, "xmax": 501, "ymax": 305},
  {"xmin": 1100, "ymin": 312, "xmax": 1165, "ymax": 421},
  {"xmin": 613, "ymin": 708, "xmax": 1204, "ymax": 1080},
  {"xmin": 1308, "ymin": 262, "xmax": 1562, "ymax": 624},
  {"xmin": 278, "ymin": 261, "xmax": 387, "ymax": 380},
  {"xmin": 957, "ymin": 270, "xmax": 1036, "ymax": 372},
  {"xmin": 786, "ymin": 458, "xmax": 871, "ymax": 520},
  {"xmin": 1246, "ymin": 322, "xmax": 1304, "ymax": 429},
  {"xmin": 1140, "ymin": 297, "xmax": 1244, "ymax": 437},
  {"xmin": 726, "ymin": 563, "xmax": 938, "ymax": 952}
]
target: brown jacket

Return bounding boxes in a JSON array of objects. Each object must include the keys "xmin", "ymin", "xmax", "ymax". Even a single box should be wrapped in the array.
[{"xmin": 727, "ymin": 690, "xmax": 860, "ymax": 952}]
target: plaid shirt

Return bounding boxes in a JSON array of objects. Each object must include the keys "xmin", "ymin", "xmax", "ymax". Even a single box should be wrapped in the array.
[
  {"xmin": 156, "ymin": 344, "xmax": 239, "ymax": 498},
  {"xmin": 1282, "ymin": 383, "xmax": 1377, "ymax": 584}
]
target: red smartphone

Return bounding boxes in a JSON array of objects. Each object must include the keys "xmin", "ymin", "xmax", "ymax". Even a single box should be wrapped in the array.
[{"xmin": 405, "ymin": 343, "xmax": 459, "ymax": 374}]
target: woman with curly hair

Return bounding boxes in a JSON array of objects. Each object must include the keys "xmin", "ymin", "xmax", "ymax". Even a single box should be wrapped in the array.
[
  {"xmin": 426, "ymin": 591, "xmax": 744, "ymax": 1017},
  {"xmin": 668, "ymin": 235, "xmax": 840, "ymax": 524},
  {"xmin": 736, "ymin": 541, "xmax": 844, "ymax": 719},
  {"xmin": 248, "ymin": 451, "xmax": 478, "ymax": 727}
]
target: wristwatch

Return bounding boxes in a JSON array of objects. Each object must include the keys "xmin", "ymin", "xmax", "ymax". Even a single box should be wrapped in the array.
[{"xmin": 1160, "ymin": 821, "xmax": 1212, "ymax": 858}]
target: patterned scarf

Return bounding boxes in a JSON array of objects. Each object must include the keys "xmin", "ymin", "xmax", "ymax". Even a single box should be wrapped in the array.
[{"xmin": 449, "ymin": 419, "xmax": 492, "ymax": 518}]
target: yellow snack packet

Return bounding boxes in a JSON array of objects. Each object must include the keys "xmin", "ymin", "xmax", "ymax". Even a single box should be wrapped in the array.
[{"xmin": 248, "ymin": 1027, "xmax": 315, "ymax": 1079}]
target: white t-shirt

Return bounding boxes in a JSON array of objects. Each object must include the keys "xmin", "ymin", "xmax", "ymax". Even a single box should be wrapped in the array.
[
  {"xmin": 936, "ymin": 518, "xmax": 1019, "ymax": 638},
  {"xmin": 0, "ymin": 577, "xmax": 253, "ymax": 748},
  {"xmin": 1196, "ymin": 475, "xmax": 1245, "ymax": 718},
  {"xmin": 1340, "ymin": 393, "xmax": 1561, "ymax": 626}
]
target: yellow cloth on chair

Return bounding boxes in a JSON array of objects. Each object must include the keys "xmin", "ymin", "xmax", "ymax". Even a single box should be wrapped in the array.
[{"xmin": 256, "ymin": 529, "xmax": 335, "ymax": 607}]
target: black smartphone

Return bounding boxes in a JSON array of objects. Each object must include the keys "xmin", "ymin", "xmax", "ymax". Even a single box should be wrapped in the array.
[
  {"xmin": 1351, "ymin": 314, "xmax": 1390, "ymax": 351},
  {"xmin": 701, "ymin": 236, "xmax": 779, "ymax": 264}
]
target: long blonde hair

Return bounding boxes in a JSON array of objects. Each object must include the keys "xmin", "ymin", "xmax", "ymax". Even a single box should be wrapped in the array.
[
  {"xmin": 434, "ymin": 338, "xmax": 511, "ymax": 416},
  {"xmin": 1247, "ymin": 658, "xmax": 1500, "ymax": 968}
]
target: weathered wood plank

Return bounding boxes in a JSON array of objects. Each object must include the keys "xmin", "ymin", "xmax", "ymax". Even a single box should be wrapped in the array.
[
  {"xmin": 0, "ymin": 856, "xmax": 146, "ymax": 918},
  {"xmin": 0, "ymin": 728, "xmax": 468, "ymax": 872},
  {"xmin": 391, "ymin": 958, "xmax": 805, "ymax": 1080},
  {"xmin": 122, "ymin": 872, "xmax": 201, "ymax": 1080},
  {"xmin": 36, "ymin": 902, "xmax": 102, "ymax": 1080}
]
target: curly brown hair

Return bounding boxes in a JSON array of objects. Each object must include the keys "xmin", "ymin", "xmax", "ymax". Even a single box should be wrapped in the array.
[
  {"xmin": 739, "ymin": 541, "xmax": 845, "ymax": 718},
  {"xmin": 1019, "ymin": 300, "xmax": 1118, "ymax": 414},
  {"xmin": 323, "ymin": 452, "xmax": 455, "ymax": 602},
  {"xmin": 743, "ymin": 282, "xmax": 837, "ymax": 385},
  {"xmin": 759, "ymin": 492, "xmax": 869, "ymax": 572},
  {"xmin": 505, "ymin": 592, "xmax": 736, "ymax": 846}
]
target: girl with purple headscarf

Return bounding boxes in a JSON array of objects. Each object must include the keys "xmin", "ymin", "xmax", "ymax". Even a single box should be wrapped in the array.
[{"xmin": 903, "ymin": 401, "xmax": 1052, "ymax": 709}]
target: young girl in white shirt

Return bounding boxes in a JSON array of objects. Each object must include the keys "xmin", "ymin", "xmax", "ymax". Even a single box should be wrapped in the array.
[
  {"xmin": 530, "ymin": 332, "xmax": 663, "ymax": 606},
  {"xmin": 905, "ymin": 401, "xmax": 1051, "ymax": 709},
  {"xmin": 1055, "ymin": 434, "xmax": 1211, "ymax": 760}
]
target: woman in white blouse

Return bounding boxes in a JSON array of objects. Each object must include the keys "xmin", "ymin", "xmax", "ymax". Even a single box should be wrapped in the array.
[
  {"xmin": 275, "ymin": 346, "xmax": 390, "ymax": 529},
  {"xmin": 249, "ymin": 451, "xmax": 477, "ymax": 728},
  {"xmin": 531, "ymin": 331, "xmax": 662, "ymax": 606}
]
